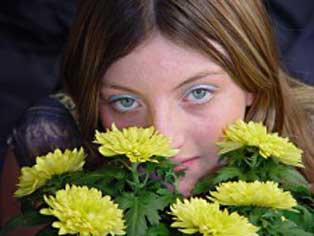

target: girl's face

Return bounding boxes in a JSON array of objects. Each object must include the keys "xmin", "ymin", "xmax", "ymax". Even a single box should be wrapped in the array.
[{"xmin": 99, "ymin": 33, "xmax": 252, "ymax": 196}]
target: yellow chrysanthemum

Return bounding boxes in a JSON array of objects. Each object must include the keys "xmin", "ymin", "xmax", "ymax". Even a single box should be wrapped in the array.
[
  {"xmin": 94, "ymin": 124, "xmax": 179, "ymax": 163},
  {"xmin": 40, "ymin": 185, "xmax": 125, "ymax": 236},
  {"xmin": 15, "ymin": 148, "xmax": 85, "ymax": 197},
  {"xmin": 169, "ymin": 198, "xmax": 258, "ymax": 236},
  {"xmin": 209, "ymin": 180, "xmax": 297, "ymax": 209},
  {"xmin": 216, "ymin": 120, "xmax": 303, "ymax": 167}
]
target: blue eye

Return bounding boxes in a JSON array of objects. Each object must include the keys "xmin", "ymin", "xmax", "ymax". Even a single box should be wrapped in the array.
[
  {"xmin": 109, "ymin": 95, "xmax": 140, "ymax": 112},
  {"xmin": 185, "ymin": 85, "xmax": 215, "ymax": 104}
]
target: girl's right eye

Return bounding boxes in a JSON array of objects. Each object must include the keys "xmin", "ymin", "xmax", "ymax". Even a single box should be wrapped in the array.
[{"xmin": 109, "ymin": 95, "xmax": 140, "ymax": 112}]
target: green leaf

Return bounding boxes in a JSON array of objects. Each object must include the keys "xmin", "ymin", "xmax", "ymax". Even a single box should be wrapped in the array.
[
  {"xmin": 240, "ymin": 206, "xmax": 314, "ymax": 236},
  {"xmin": 212, "ymin": 166, "xmax": 245, "ymax": 185},
  {"xmin": 191, "ymin": 174, "xmax": 216, "ymax": 195},
  {"xmin": 144, "ymin": 194, "xmax": 164, "ymax": 225},
  {"xmin": 116, "ymin": 193, "xmax": 147, "ymax": 236},
  {"xmin": 116, "ymin": 191, "xmax": 175, "ymax": 236},
  {"xmin": 284, "ymin": 205, "xmax": 314, "ymax": 232},
  {"xmin": 279, "ymin": 168, "xmax": 309, "ymax": 189},
  {"xmin": 156, "ymin": 188, "xmax": 179, "ymax": 207},
  {"xmin": 146, "ymin": 223, "xmax": 170, "ymax": 236},
  {"xmin": 153, "ymin": 159, "xmax": 179, "ymax": 186},
  {"xmin": 271, "ymin": 220, "xmax": 314, "ymax": 236}
]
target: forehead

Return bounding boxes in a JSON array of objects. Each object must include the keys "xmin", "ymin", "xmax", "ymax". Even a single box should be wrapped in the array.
[{"xmin": 102, "ymin": 33, "xmax": 224, "ymax": 85}]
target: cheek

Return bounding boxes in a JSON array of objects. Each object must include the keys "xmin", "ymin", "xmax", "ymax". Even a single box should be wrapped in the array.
[
  {"xmin": 99, "ymin": 106, "xmax": 112, "ymax": 129},
  {"xmin": 189, "ymin": 96, "xmax": 247, "ymax": 147},
  {"xmin": 190, "ymin": 122, "xmax": 224, "ymax": 153}
]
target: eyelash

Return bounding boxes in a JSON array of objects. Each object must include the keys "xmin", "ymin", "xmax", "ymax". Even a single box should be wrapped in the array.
[
  {"xmin": 109, "ymin": 95, "xmax": 140, "ymax": 113},
  {"xmin": 183, "ymin": 85, "xmax": 215, "ymax": 104},
  {"xmin": 108, "ymin": 85, "xmax": 216, "ymax": 112}
]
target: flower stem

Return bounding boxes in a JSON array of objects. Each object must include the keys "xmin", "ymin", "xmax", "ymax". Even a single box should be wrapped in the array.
[
  {"xmin": 130, "ymin": 163, "xmax": 140, "ymax": 193},
  {"xmin": 139, "ymin": 173, "xmax": 149, "ymax": 189}
]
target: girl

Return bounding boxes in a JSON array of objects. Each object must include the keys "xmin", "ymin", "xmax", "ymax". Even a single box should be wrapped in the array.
[
  {"xmin": 62, "ymin": 0, "xmax": 314, "ymax": 193},
  {"xmin": 2, "ymin": 0, "xmax": 314, "ymax": 234}
]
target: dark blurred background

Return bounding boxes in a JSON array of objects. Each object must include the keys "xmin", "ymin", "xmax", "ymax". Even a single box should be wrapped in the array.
[
  {"xmin": 0, "ymin": 0, "xmax": 77, "ymax": 167},
  {"xmin": 0, "ymin": 0, "xmax": 313, "ymax": 168},
  {"xmin": 267, "ymin": 0, "xmax": 314, "ymax": 85}
]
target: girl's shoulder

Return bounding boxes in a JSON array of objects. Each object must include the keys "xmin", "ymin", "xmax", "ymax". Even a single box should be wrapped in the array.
[{"xmin": 8, "ymin": 92, "xmax": 83, "ymax": 167}]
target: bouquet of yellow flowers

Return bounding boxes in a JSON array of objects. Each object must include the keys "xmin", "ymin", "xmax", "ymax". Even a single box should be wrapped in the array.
[{"xmin": 1, "ymin": 121, "xmax": 314, "ymax": 236}]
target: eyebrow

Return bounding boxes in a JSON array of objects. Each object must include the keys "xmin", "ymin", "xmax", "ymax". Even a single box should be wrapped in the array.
[
  {"xmin": 102, "ymin": 70, "xmax": 224, "ymax": 93},
  {"xmin": 172, "ymin": 70, "xmax": 224, "ymax": 91}
]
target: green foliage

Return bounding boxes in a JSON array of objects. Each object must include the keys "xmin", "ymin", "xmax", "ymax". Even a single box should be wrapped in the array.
[
  {"xmin": 145, "ymin": 223, "xmax": 170, "ymax": 236},
  {"xmin": 5, "ymin": 127, "xmax": 314, "ymax": 236},
  {"xmin": 212, "ymin": 166, "xmax": 246, "ymax": 184},
  {"xmin": 216, "ymin": 147, "xmax": 309, "ymax": 188},
  {"xmin": 191, "ymin": 174, "xmax": 216, "ymax": 195},
  {"xmin": 116, "ymin": 189, "xmax": 177, "ymax": 236},
  {"xmin": 273, "ymin": 222, "xmax": 314, "ymax": 236},
  {"xmin": 284, "ymin": 205, "xmax": 314, "ymax": 233},
  {"xmin": 228, "ymin": 206, "xmax": 314, "ymax": 236},
  {"xmin": 198, "ymin": 146, "xmax": 314, "ymax": 235}
]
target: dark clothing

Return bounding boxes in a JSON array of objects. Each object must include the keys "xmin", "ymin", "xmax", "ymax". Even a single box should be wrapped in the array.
[{"xmin": 266, "ymin": 0, "xmax": 314, "ymax": 85}]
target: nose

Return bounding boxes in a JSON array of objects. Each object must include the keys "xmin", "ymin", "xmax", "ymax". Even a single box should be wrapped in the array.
[{"xmin": 148, "ymin": 103, "xmax": 184, "ymax": 150}]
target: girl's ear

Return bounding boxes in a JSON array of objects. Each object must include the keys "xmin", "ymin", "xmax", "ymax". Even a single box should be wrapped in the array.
[{"xmin": 245, "ymin": 92, "xmax": 254, "ymax": 106}]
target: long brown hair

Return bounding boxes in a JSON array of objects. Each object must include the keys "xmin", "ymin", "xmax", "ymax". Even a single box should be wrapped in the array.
[{"xmin": 63, "ymin": 0, "xmax": 314, "ymax": 182}]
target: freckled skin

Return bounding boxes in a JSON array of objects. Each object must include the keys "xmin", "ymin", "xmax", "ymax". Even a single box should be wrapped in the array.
[{"xmin": 99, "ymin": 32, "xmax": 252, "ymax": 196}]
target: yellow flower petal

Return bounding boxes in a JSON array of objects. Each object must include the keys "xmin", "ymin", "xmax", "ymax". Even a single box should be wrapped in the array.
[
  {"xmin": 169, "ymin": 198, "xmax": 258, "ymax": 236},
  {"xmin": 40, "ymin": 185, "xmax": 125, "ymax": 236},
  {"xmin": 209, "ymin": 180, "xmax": 297, "ymax": 209},
  {"xmin": 15, "ymin": 148, "xmax": 85, "ymax": 197},
  {"xmin": 216, "ymin": 120, "xmax": 303, "ymax": 167},
  {"xmin": 94, "ymin": 124, "xmax": 179, "ymax": 163}
]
